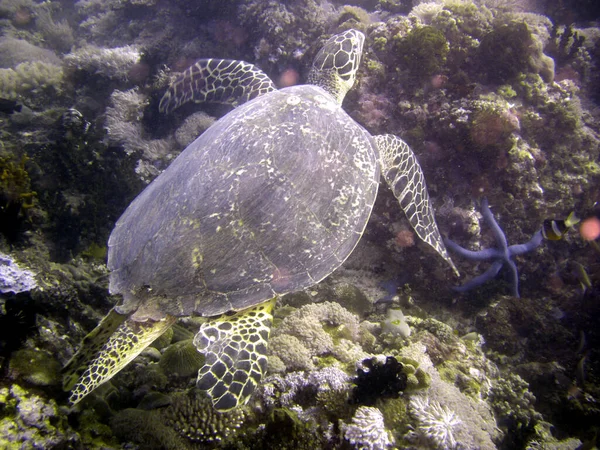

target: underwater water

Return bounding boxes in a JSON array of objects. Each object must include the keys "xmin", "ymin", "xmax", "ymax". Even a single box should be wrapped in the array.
[{"xmin": 1, "ymin": 0, "xmax": 600, "ymax": 448}]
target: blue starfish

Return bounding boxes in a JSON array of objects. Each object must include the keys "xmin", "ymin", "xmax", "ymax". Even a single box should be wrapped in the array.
[{"xmin": 445, "ymin": 198, "xmax": 543, "ymax": 298}]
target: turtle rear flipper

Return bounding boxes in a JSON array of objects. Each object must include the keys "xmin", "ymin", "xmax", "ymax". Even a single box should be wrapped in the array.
[
  {"xmin": 62, "ymin": 307, "xmax": 176, "ymax": 405},
  {"xmin": 375, "ymin": 134, "xmax": 459, "ymax": 276},
  {"xmin": 194, "ymin": 298, "xmax": 276, "ymax": 411},
  {"xmin": 159, "ymin": 59, "xmax": 277, "ymax": 113}
]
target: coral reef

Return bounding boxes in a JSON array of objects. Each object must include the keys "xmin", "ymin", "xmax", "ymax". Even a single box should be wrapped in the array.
[
  {"xmin": 34, "ymin": 3, "xmax": 74, "ymax": 53},
  {"xmin": 0, "ymin": 385, "xmax": 77, "ymax": 448},
  {"xmin": 343, "ymin": 406, "xmax": 392, "ymax": 450},
  {"xmin": 64, "ymin": 45, "xmax": 141, "ymax": 81},
  {"xmin": 270, "ymin": 301, "xmax": 371, "ymax": 372},
  {"xmin": 0, "ymin": 252, "xmax": 37, "ymax": 294},
  {"xmin": 161, "ymin": 389, "xmax": 246, "ymax": 444},
  {"xmin": 104, "ymin": 88, "xmax": 175, "ymax": 182},
  {"xmin": 394, "ymin": 25, "xmax": 449, "ymax": 79},
  {"xmin": 174, "ymin": 111, "xmax": 215, "ymax": 148},
  {"xmin": 476, "ymin": 21, "xmax": 554, "ymax": 83},
  {"xmin": 238, "ymin": 0, "xmax": 331, "ymax": 73},
  {"xmin": 409, "ymin": 396, "xmax": 461, "ymax": 449},
  {"xmin": 110, "ymin": 408, "xmax": 184, "ymax": 450},
  {"xmin": 0, "ymin": 0, "xmax": 598, "ymax": 448},
  {"xmin": 7, "ymin": 348, "xmax": 61, "ymax": 386},
  {"xmin": 0, "ymin": 36, "xmax": 61, "ymax": 67},
  {"xmin": 489, "ymin": 373, "xmax": 542, "ymax": 429},
  {"xmin": 399, "ymin": 342, "xmax": 499, "ymax": 449},
  {"xmin": 0, "ymin": 61, "xmax": 63, "ymax": 100},
  {"xmin": 350, "ymin": 356, "xmax": 408, "ymax": 405},
  {"xmin": 158, "ymin": 339, "xmax": 205, "ymax": 378}
]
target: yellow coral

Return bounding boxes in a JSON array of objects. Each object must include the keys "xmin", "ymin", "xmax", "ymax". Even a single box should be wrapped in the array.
[{"xmin": 0, "ymin": 61, "xmax": 63, "ymax": 99}]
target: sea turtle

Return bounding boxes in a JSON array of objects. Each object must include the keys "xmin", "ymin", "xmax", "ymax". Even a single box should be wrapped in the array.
[{"xmin": 62, "ymin": 29, "xmax": 458, "ymax": 411}]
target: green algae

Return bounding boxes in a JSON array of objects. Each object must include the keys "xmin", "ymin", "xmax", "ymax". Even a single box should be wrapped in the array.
[
  {"xmin": 8, "ymin": 349, "xmax": 61, "ymax": 386},
  {"xmin": 394, "ymin": 26, "xmax": 449, "ymax": 78}
]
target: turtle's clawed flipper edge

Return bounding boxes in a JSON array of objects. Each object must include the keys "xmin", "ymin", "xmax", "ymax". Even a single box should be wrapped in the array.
[
  {"xmin": 62, "ymin": 307, "xmax": 176, "ymax": 405},
  {"xmin": 194, "ymin": 298, "xmax": 276, "ymax": 411},
  {"xmin": 159, "ymin": 59, "xmax": 277, "ymax": 114},
  {"xmin": 375, "ymin": 134, "xmax": 459, "ymax": 276}
]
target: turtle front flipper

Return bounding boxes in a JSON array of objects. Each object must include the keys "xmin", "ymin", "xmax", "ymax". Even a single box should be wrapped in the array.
[
  {"xmin": 159, "ymin": 59, "xmax": 277, "ymax": 113},
  {"xmin": 194, "ymin": 298, "xmax": 276, "ymax": 411},
  {"xmin": 375, "ymin": 134, "xmax": 459, "ymax": 276},
  {"xmin": 62, "ymin": 307, "xmax": 176, "ymax": 405}
]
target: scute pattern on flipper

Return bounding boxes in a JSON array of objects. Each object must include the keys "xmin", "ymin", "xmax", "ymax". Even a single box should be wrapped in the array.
[
  {"xmin": 62, "ymin": 307, "xmax": 127, "ymax": 392},
  {"xmin": 375, "ymin": 134, "xmax": 459, "ymax": 276},
  {"xmin": 67, "ymin": 314, "xmax": 177, "ymax": 405},
  {"xmin": 159, "ymin": 59, "xmax": 277, "ymax": 114},
  {"xmin": 194, "ymin": 298, "xmax": 276, "ymax": 411}
]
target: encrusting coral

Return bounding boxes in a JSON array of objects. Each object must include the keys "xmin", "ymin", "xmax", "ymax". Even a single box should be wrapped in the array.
[{"xmin": 0, "ymin": 252, "xmax": 37, "ymax": 294}]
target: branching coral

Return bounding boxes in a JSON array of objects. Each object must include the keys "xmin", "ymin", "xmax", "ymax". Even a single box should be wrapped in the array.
[
  {"xmin": 547, "ymin": 24, "xmax": 586, "ymax": 68},
  {"xmin": 35, "ymin": 4, "xmax": 74, "ymax": 53},
  {"xmin": 269, "ymin": 334, "xmax": 315, "ymax": 372},
  {"xmin": 238, "ymin": 0, "xmax": 330, "ymax": 71},
  {"xmin": 105, "ymin": 88, "xmax": 175, "ymax": 179},
  {"xmin": 174, "ymin": 111, "xmax": 215, "ymax": 148},
  {"xmin": 409, "ymin": 2, "xmax": 444, "ymax": 25},
  {"xmin": 0, "ymin": 61, "xmax": 63, "ymax": 99},
  {"xmin": 489, "ymin": 373, "xmax": 542, "ymax": 429},
  {"xmin": 64, "ymin": 45, "xmax": 141, "ymax": 81}
]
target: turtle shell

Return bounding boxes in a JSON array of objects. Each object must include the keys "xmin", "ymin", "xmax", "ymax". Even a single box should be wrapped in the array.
[{"xmin": 108, "ymin": 84, "xmax": 380, "ymax": 320}]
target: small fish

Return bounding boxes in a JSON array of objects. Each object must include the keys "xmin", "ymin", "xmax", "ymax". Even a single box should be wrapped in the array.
[
  {"xmin": 567, "ymin": 383, "xmax": 583, "ymax": 400},
  {"xmin": 0, "ymin": 98, "xmax": 22, "ymax": 114},
  {"xmin": 576, "ymin": 330, "xmax": 586, "ymax": 354},
  {"xmin": 542, "ymin": 211, "xmax": 580, "ymax": 240},
  {"xmin": 574, "ymin": 262, "xmax": 592, "ymax": 295},
  {"xmin": 576, "ymin": 351, "xmax": 589, "ymax": 387}
]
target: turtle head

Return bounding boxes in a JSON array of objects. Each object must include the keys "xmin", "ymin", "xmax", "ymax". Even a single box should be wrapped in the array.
[{"xmin": 308, "ymin": 29, "xmax": 365, "ymax": 105}]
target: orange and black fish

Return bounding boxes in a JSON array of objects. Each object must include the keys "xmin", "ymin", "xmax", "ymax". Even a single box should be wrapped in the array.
[{"xmin": 542, "ymin": 211, "xmax": 580, "ymax": 240}]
